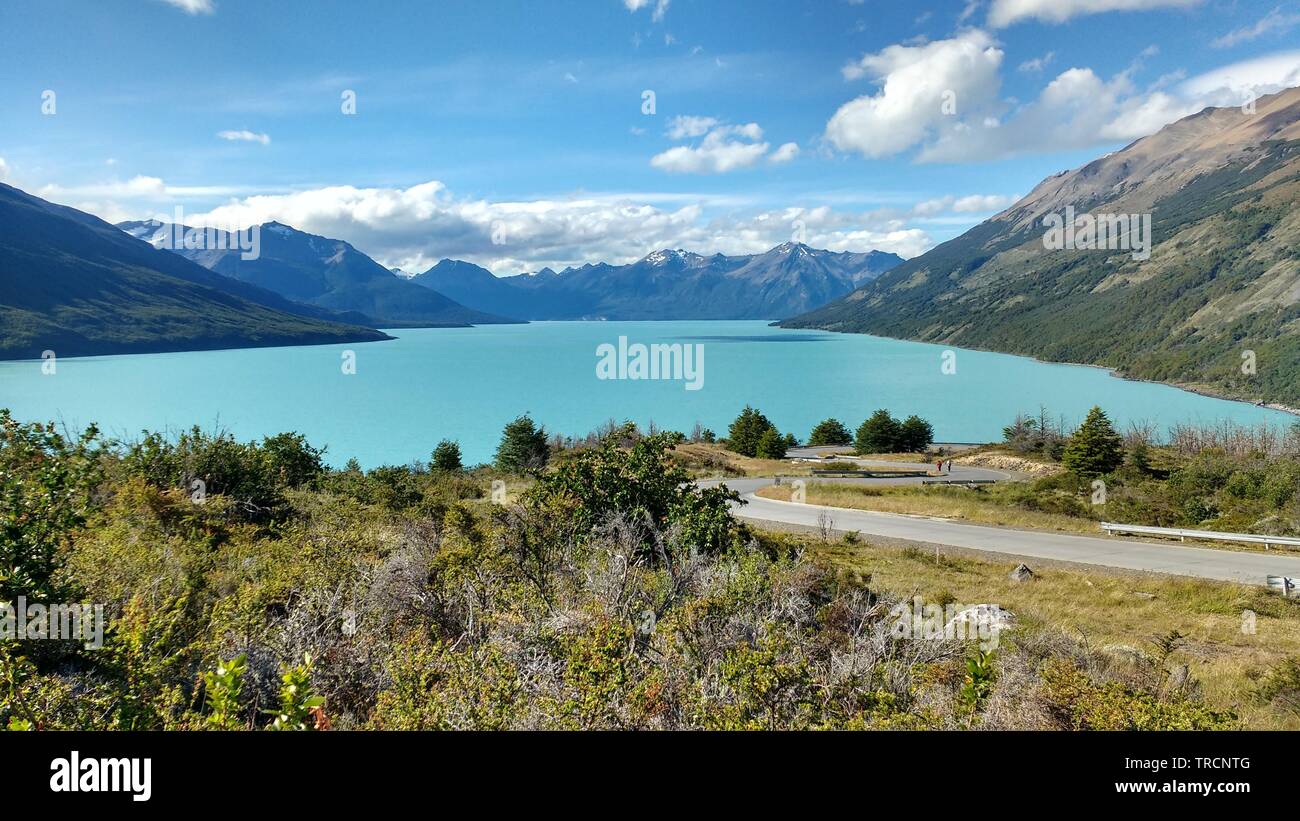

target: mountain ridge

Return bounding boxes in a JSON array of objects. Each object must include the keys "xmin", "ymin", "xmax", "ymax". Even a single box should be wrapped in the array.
[
  {"xmin": 118, "ymin": 219, "xmax": 519, "ymax": 327},
  {"xmin": 781, "ymin": 86, "xmax": 1300, "ymax": 408},
  {"xmin": 411, "ymin": 243, "xmax": 904, "ymax": 320},
  {"xmin": 0, "ymin": 183, "xmax": 391, "ymax": 361}
]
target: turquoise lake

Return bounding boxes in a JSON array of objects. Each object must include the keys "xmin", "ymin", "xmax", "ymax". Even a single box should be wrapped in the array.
[{"xmin": 0, "ymin": 320, "xmax": 1293, "ymax": 468}]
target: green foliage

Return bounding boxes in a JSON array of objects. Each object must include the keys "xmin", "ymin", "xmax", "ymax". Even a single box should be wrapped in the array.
[
  {"xmin": 525, "ymin": 424, "xmax": 746, "ymax": 558},
  {"xmin": 494, "ymin": 415, "xmax": 550, "ymax": 473},
  {"xmin": 202, "ymin": 654, "xmax": 247, "ymax": 730},
  {"xmin": 0, "ymin": 410, "xmax": 102, "ymax": 602},
  {"xmin": 268, "ymin": 654, "xmax": 326, "ymax": 731},
  {"xmin": 726, "ymin": 406, "xmax": 779, "ymax": 458},
  {"xmin": 808, "ymin": 418, "xmax": 851, "ymax": 447},
  {"xmin": 958, "ymin": 648, "xmax": 996, "ymax": 716},
  {"xmin": 855, "ymin": 409, "xmax": 901, "ymax": 454},
  {"xmin": 1061, "ymin": 406, "xmax": 1125, "ymax": 479},
  {"xmin": 897, "ymin": 415, "xmax": 934, "ymax": 453},
  {"xmin": 1039, "ymin": 658, "xmax": 1237, "ymax": 730},
  {"xmin": 120, "ymin": 426, "xmax": 323, "ymax": 522},
  {"xmin": 755, "ymin": 427, "xmax": 787, "ymax": 460},
  {"xmin": 431, "ymin": 439, "xmax": 464, "ymax": 473}
]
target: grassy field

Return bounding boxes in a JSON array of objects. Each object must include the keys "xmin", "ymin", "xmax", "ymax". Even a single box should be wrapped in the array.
[{"xmin": 794, "ymin": 529, "xmax": 1300, "ymax": 729}]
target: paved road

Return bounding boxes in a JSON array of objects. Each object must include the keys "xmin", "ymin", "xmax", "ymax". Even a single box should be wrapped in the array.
[{"xmin": 706, "ymin": 476, "xmax": 1300, "ymax": 586}]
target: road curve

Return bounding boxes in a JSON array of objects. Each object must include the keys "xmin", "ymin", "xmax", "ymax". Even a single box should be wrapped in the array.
[{"xmin": 706, "ymin": 476, "xmax": 1300, "ymax": 586}]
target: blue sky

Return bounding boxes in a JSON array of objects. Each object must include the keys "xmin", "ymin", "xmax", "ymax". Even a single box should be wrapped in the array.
[{"xmin": 2, "ymin": 0, "xmax": 1299, "ymax": 273}]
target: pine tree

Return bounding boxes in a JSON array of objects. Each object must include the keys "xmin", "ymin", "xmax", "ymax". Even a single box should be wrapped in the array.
[
  {"xmin": 808, "ymin": 418, "xmax": 852, "ymax": 446},
  {"xmin": 897, "ymin": 415, "xmax": 934, "ymax": 453},
  {"xmin": 727, "ymin": 406, "xmax": 775, "ymax": 457},
  {"xmin": 431, "ymin": 439, "xmax": 463, "ymax": 473},
  {"xmin": 855, "ymin": 409, "xmax": 901, "ymax": 454},
  {"xmin": 1061, "ymin": 406, "xmax": 1124, "ymax": 478},
  {"xmin": 756, "ymin": 427, "xmax": 787, "ymax": 460},
  {"xmin": 495, "ymin": 415, "xmax": 550, "ymax": 472}
]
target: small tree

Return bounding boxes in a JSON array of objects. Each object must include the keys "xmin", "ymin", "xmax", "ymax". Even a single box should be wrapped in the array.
[
  {"xmin": 431, "ymin": 440, "xmax": 464, "ymax": 473},
  {"xmin": 495, "ymin": 415, "xmax": 550, "ymax": 473},
  {"xmin": 756, "ymin": 428, "xmax": 788, "ymax": 460},
  {"xmin": 897, "ymin": 416, "xmax": 934, "ymax": 453},
  {"xmin": 808, "ymin": 418, "xmax": 851, "ymax": 446},
  {"xmin": 727, "ymin": 406, "xmax": 776, "ymax": 458},
  {"xmin": 1062, "ymin": 406, "xmax": 1124, "ymax": 479},
  {"xmin": 855, "ymin": 410, "xmax": 901, "ymax": 454}
]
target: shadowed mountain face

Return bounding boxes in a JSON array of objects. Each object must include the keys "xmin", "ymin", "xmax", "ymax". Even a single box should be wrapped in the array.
[
  {"xmin": 119, "ymin": 220, "xmax": 519, "ymax": 327},
  {"xmin": 782, "ymin": 86, "xmax": 1300, "ymax": 408},
  {"xmin": 0, "ymin": 183, "xmax": 390, "ymax": 361},
  {"xmin": 410, "ymin": 243, "xmax": 904, "ymax": 320}
]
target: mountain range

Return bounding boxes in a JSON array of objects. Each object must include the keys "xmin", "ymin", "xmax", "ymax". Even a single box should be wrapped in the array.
[
  {"xmin": 0, "ymin": 183, "xmax": 390, "ymax": 361},
  {"xmin": 411, "ymin": 244, "xmax": 903, "ymax": 320},
  {"xmin": 118, "ymin": 219, "xmax": 515, "ymax": 327},
  {"xmin": 782, "ymin": 86, "xmax": 1300, "ymax": 408}
]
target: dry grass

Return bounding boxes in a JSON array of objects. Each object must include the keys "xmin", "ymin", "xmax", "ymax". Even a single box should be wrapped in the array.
[{"xmin": 801, "ymin": 533, "xmax": 1300, "ymax": 729}]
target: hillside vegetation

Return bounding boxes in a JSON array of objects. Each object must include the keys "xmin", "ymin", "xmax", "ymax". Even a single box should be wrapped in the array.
[
  {"xmin": 783, "ymin": 88, "xmax": 1300, "ymax": 407},
  {"xmin": 3, "ymin": 412, "xmax": 1297, "ymax": 730}
]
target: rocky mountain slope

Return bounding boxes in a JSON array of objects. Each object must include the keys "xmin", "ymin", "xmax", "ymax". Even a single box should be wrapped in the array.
[{"xmin": 782, "ymin": 86, "xmax": 1300, "ymax": 408}]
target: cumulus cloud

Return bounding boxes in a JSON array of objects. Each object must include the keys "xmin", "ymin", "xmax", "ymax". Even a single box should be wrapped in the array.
[
  {"xmin": 769, "ymin": 142, "xmax": 800, "ymax": 164},
  {"xmin": 665, "ymin": 115, "xmax": 720, "ymax": 139},
  {"xmin": 217, "ymin": 129, "xmax": 271, "ymax": 145},
  {"xmin": 1018, "ymin": 51, "xmax": 1054, "ymax": 72},
  {"xmin": 54, "ymin": 176, "xmax": 935, "ymax": 271},
  {"xmin": 651, "ymin": 122, "xmax": 790, "ymax": 174},
  {"xmin": 825, "ymin": 28, "xmax": 1300, "ymax": 163},
  {"xmin": 159, "ymin": 0, "xmax": 215, "ymax": 14},
  {"xmin": 826, "ymin": 30, "xmax": 1004, "ymax": 158},
  {"xmin": 987, "ymin": 0, "xmax": 1201, "ymax": 28}
]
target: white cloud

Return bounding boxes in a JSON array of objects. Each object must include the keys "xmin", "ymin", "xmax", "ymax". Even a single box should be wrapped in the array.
[
  {"xmin": 624, "ymin": 0, "xmax": 669, "ymax": 21},
  {"xmin": 652, "ymin": 122, "xmax": 795, "ymax": 174},
  {"xmin": 217, "ymin": 129, "xmax": 271, "ymax": 145},
  {"xmin": 65, "ymin": 177, "xmax": 939, "ymax": 271},
  {"xmin": 159, "ymin": 0, "xmax": 215, "ymax": 14},
  {"xmin": 1213, "ymin": 7, "xmax": 1300, "ymax": 48},
  {"xmin": 912, "ymin": 193, "xmax": 1019, "ymax": 215},
  {"xmin": 1018, "ymin": 51, "xmax": 1054, "ymax": 72},
  {"xmin": 1179, "ymin": 50, "xmax": 1300, "ymax": 98},
  {"xmin": 825, "ymin": 26, "xmax": 1300, "ymax": 163},
  {"xmin": 665, "ymin": 115, "xmax": 719, "ymax": 139},
  {"xmin": 987, "ymin": 0, "xmax": 1201, "ymax": 28},
  {"xmin": 826, "ymin": 30, "xmax": 1004, "ymax": 158},
  {"xmin": 0, "ymin": 157, "xmax": 8, "ymax": 182},
  {"xmin": 769, "ymin": 142, "xmax": 800, "ymax": 164}
]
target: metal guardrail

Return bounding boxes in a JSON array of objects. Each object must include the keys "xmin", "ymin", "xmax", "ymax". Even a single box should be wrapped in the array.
[
  {"xmin": 922, "ymin": 479, "xmax": 996, "ymax": 486},
  {"xmin": 1101, "ymin": 522, "xmax": 1300, "ymax": 550}
]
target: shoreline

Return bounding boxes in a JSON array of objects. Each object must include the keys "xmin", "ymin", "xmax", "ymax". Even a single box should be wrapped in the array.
[{"xmin": 775, "ymin": 323, "xmax": 1300, "ymax": 422}]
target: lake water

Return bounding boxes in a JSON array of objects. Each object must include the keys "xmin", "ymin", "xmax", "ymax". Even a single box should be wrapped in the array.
[{"xmin": 0, "ymin": 320, "xmax": 1293, "ymax": 468}]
